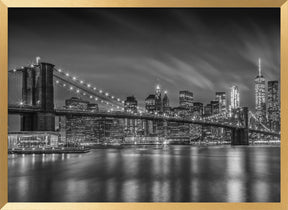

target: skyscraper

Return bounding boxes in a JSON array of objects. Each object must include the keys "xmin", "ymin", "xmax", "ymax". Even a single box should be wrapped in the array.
[
  {"xmin": 124, "ymin": 96, "xmax": 138, "ymax": 135},
  {"xmin": 215, "ymin": 92, "xmax": 226, "ymax": 113},
  {"xmin": 155, "ymin": 84, "xmax": 162, "ymax": 113},
  {"xmin": 211, "ymin": 100, "xmax": 220, "ymax": 115},
  {"xmin": 179, "ymin": 90, "xmax": 193, "ymax": 108},
  {"xmin": 230, "ymin": 85, "xmax": 240, "ymax": 110},
  {"xmin": 144, "ymin": 84, "xmax": 164, "ymax": 114},
  {"xmin": 192, "ymin": 102, "xmax": 203, "ymax": 118},
  {"xmin": 124, "ymin": 96, "xmax": 138, "ymax": 113},
  {"xmin": 162, "ymin": 90, "xmax": 170, "ymax": 114},
  {"xmin": 267, "ymin": 81, "xmax": 280, "ymax": 131},
  {"xmin": 255, "ymin": 58, "xmax": 266, "ymax": 124},
  {"xmin": 145, "ymin": 94, "xmax": 156, "ymax": 113}
]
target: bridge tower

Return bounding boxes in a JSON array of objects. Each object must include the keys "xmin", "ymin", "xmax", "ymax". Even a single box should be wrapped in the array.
[
  {"xmin": 231, "ymin": 107, "xmax": 249, "ymax": 145},
  {"xmin": 21, "ymin": 62, "xmax": 55, "ymax": 131}
]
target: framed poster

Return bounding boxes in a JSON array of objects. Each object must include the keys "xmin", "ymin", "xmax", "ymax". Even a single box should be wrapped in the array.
[{"xmin": 0, "ymin": 0, "xmax": 288, "ymax": 209}]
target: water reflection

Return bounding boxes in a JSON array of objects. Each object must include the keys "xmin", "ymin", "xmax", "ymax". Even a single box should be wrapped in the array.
[{"xmin": 8, "ymin": 145, "xmax": 280, "ymax": 202}]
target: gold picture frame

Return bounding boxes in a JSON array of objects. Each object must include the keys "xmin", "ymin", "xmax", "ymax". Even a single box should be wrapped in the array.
[{"xmin": 1, "ymin": 0, "xmax": 288, "ymax": 209}]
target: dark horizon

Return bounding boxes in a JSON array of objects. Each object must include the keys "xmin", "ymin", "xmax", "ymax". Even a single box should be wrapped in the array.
[{"xmin": 8, "ymin": 8, "xmax": 280, "ymax": 127}]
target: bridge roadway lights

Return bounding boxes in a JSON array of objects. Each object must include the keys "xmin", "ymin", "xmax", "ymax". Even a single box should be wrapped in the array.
[{"xmin": 231, "ymin": 128, "xmax": 249, "ymax": 145}]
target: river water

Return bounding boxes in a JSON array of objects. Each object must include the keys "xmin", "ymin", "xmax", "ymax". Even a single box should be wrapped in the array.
[{"xmin": 8, "ymin": 145, "xmax": 280, "ymax": 202}]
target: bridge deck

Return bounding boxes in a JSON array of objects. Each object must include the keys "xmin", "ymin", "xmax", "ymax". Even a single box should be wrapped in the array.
[{"xmin": 8, "ymin": 106, "xmax": 280, "ymax": 137}]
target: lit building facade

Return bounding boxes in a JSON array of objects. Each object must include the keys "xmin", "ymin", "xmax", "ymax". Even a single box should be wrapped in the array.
[
  {"xmin": 191, "ymin": 102, "xmax": 203, "ymax": 118},
  {"xmin": 124, "ymin": 96, "xmax": 138, "ymax": 136},
  {"xmin": 145, "ymin": 94, "xmax": 156, "ymax": 113},
  {"xmin": 8, "ymin": 131, "xmax": 59, "ymax": 149},
  {"xmin": 255, "ymin": 58, "xmax": 266, "ymax": 124},
  {"xmin": 64, "ymin": 97, "xmax": 101, "ymax": 144},
  {"xmin": 170, "ymin": 106, "xmax": 191, "ymax": 137},
  {"xmin": 144, "ymin": 85, "xmax": 169, "ymax": 136},
  {"xmin": 66, "ymin": 97, "xmax": 89, "ymax": 110},
  {"xmin": 155, "ymin": 85, "xmax": 162, "ymax": 113},
  {"xmin": 145, "ymin": 84, "xmax": 164, "ymax": 114},
  {"xmin": 124, "ymin": 96, "xmax": 138, "ymax": 113},
  {"xmin": 179, "ymin": 90, "xmax": 193, "ymax": 108},
  {"xmin": 230, "ymin": 85, "xmax": 240, "ymax": 110},
  {"xmin": 211, "ymin": 100, "xmax": 220, "ymax": 115},
  {"xmin": 267, "ymin": 81, "xmax": 280, "ymax": 131},
  {"xmin": 162, "ymin": 91, "xmax": 171, "ymax": 114},
  {"xmin": 215, "ymin": 92, "xmax": 226, "ymax": 113},
  {"xmin": 109, "ymin": 118, "xmax": 125, "ymax": 141}
]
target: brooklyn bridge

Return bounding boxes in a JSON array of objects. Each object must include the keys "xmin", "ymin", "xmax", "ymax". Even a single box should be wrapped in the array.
[{"xmin": 8, "ymin": 60, "xmax": 280, "ymax": 146}]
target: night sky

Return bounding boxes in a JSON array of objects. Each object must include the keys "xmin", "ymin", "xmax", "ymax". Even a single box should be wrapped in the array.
[{"xmin": 8, "ymin": 8, "xmax": 280, "ymax": 110}]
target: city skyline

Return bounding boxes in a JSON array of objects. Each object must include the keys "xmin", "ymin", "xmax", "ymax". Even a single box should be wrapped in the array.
[
  {"xmin": 7, "ymin": 8, "xmax": 281, "ymax": 203},
  {"xmin": 8, "ymin": 8, "xmax": 280, "ymax": 110}
]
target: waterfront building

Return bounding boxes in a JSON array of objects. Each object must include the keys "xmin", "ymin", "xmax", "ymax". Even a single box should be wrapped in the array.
[
  {"xmin": 168, "ymin": 121, "xmax": 190, "ymax": 138},
  {"xmin": 170, "ymin": 106, "xmax": 191, "ymax": 138},
  {"xmin": 179, "ymin": 90, "xmax": 193, "ymax": 109},
  {"xmin": 215, "ymin": 92, "xmax": 226, "ymax": 113},
  {"xmin": 190, "ymin": 102, "xmax": 203, "ymax": 138},
  {"xmin": 267, "ymin": 81, "xmax": 280, "ymax": 131},
  {"xmin": 58, "ymin": 116, "xmax": 67, "ymax": 143},
  {"xmin": 255, "ymin": 58, "xmax": 266, "ymax": 124},
  {"xmin": 65, "ymin": 97, "xmax": 101, "ymax": 144},
  {"xmin": 8, "ymin": 131, "xmax": 59, "ymax": 149},
  {"xmin": 109, "ymin": 118, "xmax": 125, "ymax": 141},
  {"xmin": 124, "ymin": 96, "xmax": 138, "ymax": 113},
  {"xmin": 65, "ymin": 97, "xmax": 88, "ymax": 144}
]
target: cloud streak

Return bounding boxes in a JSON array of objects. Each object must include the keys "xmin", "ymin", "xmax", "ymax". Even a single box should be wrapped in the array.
[{"xmin": 8, "ymin": 8, "xmax": 280, "ymax": 110}]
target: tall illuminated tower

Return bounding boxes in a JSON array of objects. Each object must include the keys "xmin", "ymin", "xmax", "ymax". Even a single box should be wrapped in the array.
[
  {"xmin": 267, "ymin": 81, "xmax": 280, "ymax": 131},
  {"xmin": 155, "ymin": 84, "xmax": 162, "ymax": 113},
  {"xmin": 255, "ymin": 58, "xmax": 266, "ymax": 124},
  {"xmin": 162, "ymin": 90, "xmax": 170, "ymax": 113},
  {"xmin": 215, "ymin": 92, "xmax": 226, "ymax": 112},
  {"xmin": 230, "ymin": 85, "xmax": 240, "ymax": 110}
]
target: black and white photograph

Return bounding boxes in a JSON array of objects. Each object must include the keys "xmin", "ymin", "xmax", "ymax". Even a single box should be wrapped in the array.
[{"xmin": 8, "ymin": 8, "xmax": 280, "ymax": 202}]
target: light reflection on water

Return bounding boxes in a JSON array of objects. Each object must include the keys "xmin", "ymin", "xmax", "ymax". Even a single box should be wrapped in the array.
[{"xmin": 8, "ymin": 145, "xmax": 280, "ymax": 202}]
